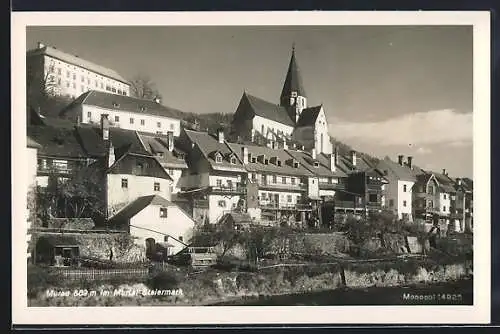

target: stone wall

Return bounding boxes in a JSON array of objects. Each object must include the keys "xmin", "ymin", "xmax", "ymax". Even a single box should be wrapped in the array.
[
  {"xmin": 288, "ymin": 233, "xmax": 351, "ymax": 255},
  {"xmin": 33, "ymin": 231, "xmax": 146, "ymax": 263}
]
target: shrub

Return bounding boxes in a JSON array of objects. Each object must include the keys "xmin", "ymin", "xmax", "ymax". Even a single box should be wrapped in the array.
[
  {"xmin": 146, "ymin": 271, "xmax": 180, "ymax": 290},
  {"xmin": 27, "ymin": 265, "xmax": 58, "ymax": 298}
]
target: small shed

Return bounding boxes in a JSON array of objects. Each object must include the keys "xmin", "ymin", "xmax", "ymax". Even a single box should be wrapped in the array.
[{"xmin": 35, "ymin": 235, "xmax": 80, "ymax": 266}]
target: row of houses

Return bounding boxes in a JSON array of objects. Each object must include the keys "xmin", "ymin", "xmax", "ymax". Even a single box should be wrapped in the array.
[{"xmin": 25, "ymin": 43, "xmax": 473, "ymax": 263}]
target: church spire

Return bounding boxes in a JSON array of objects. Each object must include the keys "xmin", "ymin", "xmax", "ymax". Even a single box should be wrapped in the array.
[{"xmin": 280, "ymin": 45, "xmax": 307, "ymax": 123}]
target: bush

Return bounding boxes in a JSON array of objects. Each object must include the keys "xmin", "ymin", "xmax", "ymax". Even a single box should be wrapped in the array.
[
  {"xmin": 146, "ymin": 271, "xmax": 180, "ymax": 290},
  {"xmin": 27, "ymin": 265, "xmax": 59, "ymax": 298}
]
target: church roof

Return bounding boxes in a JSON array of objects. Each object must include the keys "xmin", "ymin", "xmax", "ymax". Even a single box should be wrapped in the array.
[
  {"xmin": 295, "ymin": 105, "xmax": 323, "ymax": 127},
  {"xmin": 243, "ymin": 93, "xmax": 295, "ymax": 127},
  {"xmin": 280, "ymin": 48, "xmax": 306, "ymax": 98}
]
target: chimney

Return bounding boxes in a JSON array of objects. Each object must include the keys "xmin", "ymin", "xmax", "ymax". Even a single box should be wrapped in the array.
[
  {"xmin": 350, "ymin": 150, "xmax": 357, "ymax": 167},
  {"xmin": 242, "ymin": 147, "xmax": 249, "ymax": 164},
  {"xmin": 398, "ymin": 155, "xmax": 404, "ymax": 166},
  {"xmin": 153, "ymin": 96, "xmax": 161, "ymax": 104},
  {"xmin": 407, "ymin": 156, "xmax": 413, "ymax": 169},
  {"xmin": 101, "ymin": 114, "xmax": 110, "ymax": 140},
  {"xmin": 330, "ymin": 152, "xmax": 336, "ymax": 172},
  {"xmin": 442, "ymin": 168, "xmax": 446, "ymax": 175},
  {"xmin": 166, "ymin": 131, "xmax": 174, "ymax": 152},
  {"xmin": 37, "ymin": 42, "xmax": 45, "ymax": 49},
  {"xmin": 311, "ymin": 148, "xmax": 317, "ymax": 160},
  {"xmin": 218, "ymin": 129, "xmax": 224, "ymax": 143},
  {"xmin": 107, "ymin": 142, "xmax": 115, "ymax": 167},
  {"xmin": 457, "ymin": 178, "xmax": 462, "ymax": 186}
]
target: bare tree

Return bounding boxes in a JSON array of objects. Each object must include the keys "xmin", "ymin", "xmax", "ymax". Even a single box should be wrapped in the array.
[{"xmin": 129, "ymin": 74, "xmax": 163, "ymax": 101}]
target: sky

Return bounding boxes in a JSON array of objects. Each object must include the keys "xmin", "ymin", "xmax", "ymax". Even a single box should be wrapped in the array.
[{"xmin": 26, "ymin": 25, "xmax": 473, "ymax": 178}]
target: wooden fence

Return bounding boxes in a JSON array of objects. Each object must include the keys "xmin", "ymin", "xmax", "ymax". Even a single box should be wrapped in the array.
[{"xmin": 49, "ymin": 267, "xmax": 150, "ymax": 281}]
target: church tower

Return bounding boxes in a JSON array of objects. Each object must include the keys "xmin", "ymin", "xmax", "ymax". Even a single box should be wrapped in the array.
[{"xmin": 280, "ymin": 45, "xmax": 307, "ymax": 124}]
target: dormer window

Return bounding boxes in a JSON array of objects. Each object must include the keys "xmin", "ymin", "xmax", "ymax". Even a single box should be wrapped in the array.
[
  {"xmin": 140, "ymin": 106, "xmax": 146, "ymax": 112},
  {"xmin": 293, "ymin": 161, "xmax": 299, "ymax": 168},
  {"xmin": 215, "ymin": 154, "xmax": 222, "ymax": 163},
  {"xmin": 264, "ymin": 159, "xmax": 269, "ymax": 165},
  {"xmin": 313, "ymin": 161, "xmax": 320, "ymax": 168},
  {"xmin": 251, "ymin": 157, "xmax": 256, "ymax": 163},
  {"xmin": 291, "ymin": 92, "xmax": 298, "ymax": 97},
  {"xmin": 230, "ymin": 156, "xmax": 237, "ymax": 164},
  {"xmin": 112, "ymin": 102, "xmax": 120, "ymax": 108},
  {"xmin": 277, "ymin": 160, "xmax": 282, "ymax": 167}
]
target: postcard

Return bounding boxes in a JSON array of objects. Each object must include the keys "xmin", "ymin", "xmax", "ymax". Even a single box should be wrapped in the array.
[{"xmin": 11, "ymin": 10, "xmax": 491, "ymax": 325}]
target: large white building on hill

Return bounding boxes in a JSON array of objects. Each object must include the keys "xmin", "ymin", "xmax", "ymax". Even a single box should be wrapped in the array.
[{"xmin": 27, "ymin": 42, "xmax": 130, "ymax": 99}]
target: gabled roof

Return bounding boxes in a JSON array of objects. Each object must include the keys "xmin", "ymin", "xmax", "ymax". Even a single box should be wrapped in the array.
[
  {"xmin": 227, "ymin": 142, "xmax": 313, "ymax": 177},
  {"xmin": 60, "ymin": 90, "xmax": 185, "ymax": 120},
  {"xmin": 183, "ymin": 129, "xmax": 245, "ymax": 171},
  {"xmin": 280, "ymin": 48, "xmax": 306, "ymax": 98},
  {"xmin": 108, "ymin": 195, "xmax": 172, "ymax": 223},
  {"xmin": 243, "ymin": 93, "xmax": 295, "ymax": 127},
  {"xmin": 295, "ymin": 106, "xmax": 323, "ymax": 127},
  {"xmin": 376, "ymin": 157, "xmax": 419, "ymax": 182},
  {"xmin": 27, "ymin": 125, "xmax": 89, "ymax": 159},
  {"xmin": 75, "ymin": 126, "xmax": 150, "ymax": 157},
  {"xmin": 138, "ymin": 134, "xmax": 188, "ymax": 169},
  {"xmin": 286, "ymin": 150, "xmax": 347, "ymax": 178},
  {"xmin": 432, "ymin": 172, "xmax": 457, "ymax": 193},
  {"xmin": 27, "ymin": 44, "xmax": 129, "ymax": 84}
]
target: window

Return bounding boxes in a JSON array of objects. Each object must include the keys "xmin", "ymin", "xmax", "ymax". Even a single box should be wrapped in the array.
[
  {"xmin": 251, "ymin": 157, "xmax": 256, "ymax": 163},
  {"xmin": 428, "ymin": 186, "xmax": 434, "ymax": 195},
  {"xmin": 215, "ymin": 154, "xmax": 222, "ymax": 163},
  {"xmin": 261, "ymin": 174, "xmax": 266, "ymax": 184},
  {"xmin": 57, "ymin": 68, "xmax": 61, "ymax": 75},
  {"xmin": 87, "ymin": 78, "xmax": 90, "ymax": 85},
  {"xmin": 443, "ymin": 206, "xmax": 446, "ymax": 212},
  {"xmin": 178, "ymin": 236, "xmax": 183, "ymax": 242},
  {"xmin": 227, "ymin": 180, "xmax": 233, "ymax": 188},
  {"xmin": 156, "ymin": 131, "xmax": 163, "ymax": 135},
  {"xmin": 114, "ymin": 115, "xmax": 120, "ymax": 122},
  {"xmin": 218, "ymin": 200, "xmax": 226, "ymax": 208},
  {"xmin": 369, "ymin": 194, "xmax": 377, "ymax": 203},
  {"xmin": 403, "ymin": 200, "xmax": 407, "ymax": 207},
  {"xmin": 95, "ymin": 80, "xmax": 98, "ymax": 87},
  {"xmin": 72, "ymin": 82, "xmax": 76, "ymax": 89},
  {"xmin": 272, "ymin": 175, "xmax": 277, "ymax": 183},
  {"xmin": 57, "ymin": 78, "xmax": 61, "ymax": 85},
  {"xmin": 216, "ymin": 179, "xmax": 222, "ymax": 188},
  {"xmin": 444, "ymin": 194, "xmax": 447, "ymax": 200},
  {"xmin": 81, "ymin": 86, "xmax": 85, "ymax": 92},
  {"xmin": 112, "ymin": 87, "xmax": 117, "ymax": 93},
  {"xmin": 164, "ymin": 236, "xmax": 169, "ymax": 242},
  {"xmin": 160, "ymin": 207, "xmax": 168, "ymax": 218},
  {"xmin": 100, "ymin": 82, "xmax": 104, "ymax": 89},
  {"xmin": 118, "ymin": 89, "xmax": 122, "ymax": 95},
  {"xmin": 66, "ymin": 81, "xmax": 70, "ymax": 88},
  {"xmin": 277, "ymin": 160, "xmax": 282, "ymax": 167},
  {"xmin": 389, "ymin": 199, "xmax": 394, "ymax": 207},
  {"xmin": 282, "ymin": 177, "xmax": 286, "ymax": 184},
  {"xmin": 130, "ymin": 118, "xmax": 134, "ymax": 124},
  {"xmin": 121, "ymin": 178, "xmax": 128, "ymax": 188},
  {"xmin": 140, "ymin": 119, "xmax": 145, "ymax": 126},
  {"xmin": 66, "ymin": 71, "xmax": 70, "ymax": 78},
  {"xmin": 154, "ymin": 182, "xmax": 160, "ymax": 191},
  {"xmin": 291, "ymin": 92, "xmax": 297, "ymax": 97},
  {"xmin": 261, "ymin": 125, "xmax": 264, "ymax": 134},
  {"xmin": 403, "ymin": 184, "xmax": 407, "ymax": 192},
  {"xmin": 48, "ymin": 65, "xmax": 54, "ymax": 73},
  {"xmin": 291, "ymin": 177, "xmax": 295, "ymax": 185},
  {"xmin": 170, "ymin": 123, "xmax": 174, "ymax": 130},
  {"xmin": 168, "ymin": 169, "xmax": 174, "ymax": 175},
  {"xmin": 87, "ymin": 111, "xmax": 91, "ymax": 119},
  {"xmin": 264, "ymin": 159, "xmax": 269, "ymax": 165},
  {"xmin": 230, "ymin": 157, "xmax": 237, "ymax": 164},
  {"xmin": 287, "ymin": 195, "xmax": 292, "ymax": 203},
  {"xmin": 73, "ymin": 73, "xmax": 76, "ymax": 80},
  {"xmin": 157, "ymin": 122, "xmax": 161, "ymax": 128},
  {"xmin": 81, "ymin": 76, "xmax": 84, "ymax": 82}
]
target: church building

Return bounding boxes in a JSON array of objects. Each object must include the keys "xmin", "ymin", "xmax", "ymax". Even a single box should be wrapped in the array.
[{"xmin": 230, "ymin": 47, "xmax": 333, "ymax": 155}]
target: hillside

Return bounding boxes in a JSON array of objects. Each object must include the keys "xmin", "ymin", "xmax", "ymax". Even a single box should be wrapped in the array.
[{"xmin": 28, "ymin": 95, "xmax": 379, "ymax": 166}]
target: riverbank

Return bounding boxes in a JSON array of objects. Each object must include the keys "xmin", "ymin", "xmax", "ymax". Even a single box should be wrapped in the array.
[
  {"xmin": 209, "ymin": 278, "xmax": 473, "ymax": 306},
  {"xmin": 28, "ymin": 256, "xmax": 473, "ymax": 306}
]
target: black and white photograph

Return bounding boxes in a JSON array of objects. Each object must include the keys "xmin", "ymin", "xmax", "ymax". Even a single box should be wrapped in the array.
[{"xmin": 12, "ymin": 11, "xmax": 490, "ymax": 325}]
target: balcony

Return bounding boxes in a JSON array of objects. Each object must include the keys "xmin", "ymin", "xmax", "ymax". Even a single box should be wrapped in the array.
[
  {"xmin": 257, "ymin": 182, "xmax": 307, "ymax": 191},
  {"xmin": 193, "ymin": 199, "xmax": 209, "ymax": 209},
  {"xmin": 318, "ymin": 182, "xmax": 346, "ymax": 191},
  {"xmin": 259, "ymin": 201, "xmax": 312, "ymax": 211},
  {"xmin": 37, "ymin": 166, "xmax": 73, "ymax": 175},
  {"xmin": 210, "ymin": 183, "xmax": 246, "ymax": 195}
]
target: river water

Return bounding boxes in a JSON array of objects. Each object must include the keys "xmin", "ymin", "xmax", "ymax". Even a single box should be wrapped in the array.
[{"xmin": 211, "ymin": 279, "xmax": 473, "ymax": 306}]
